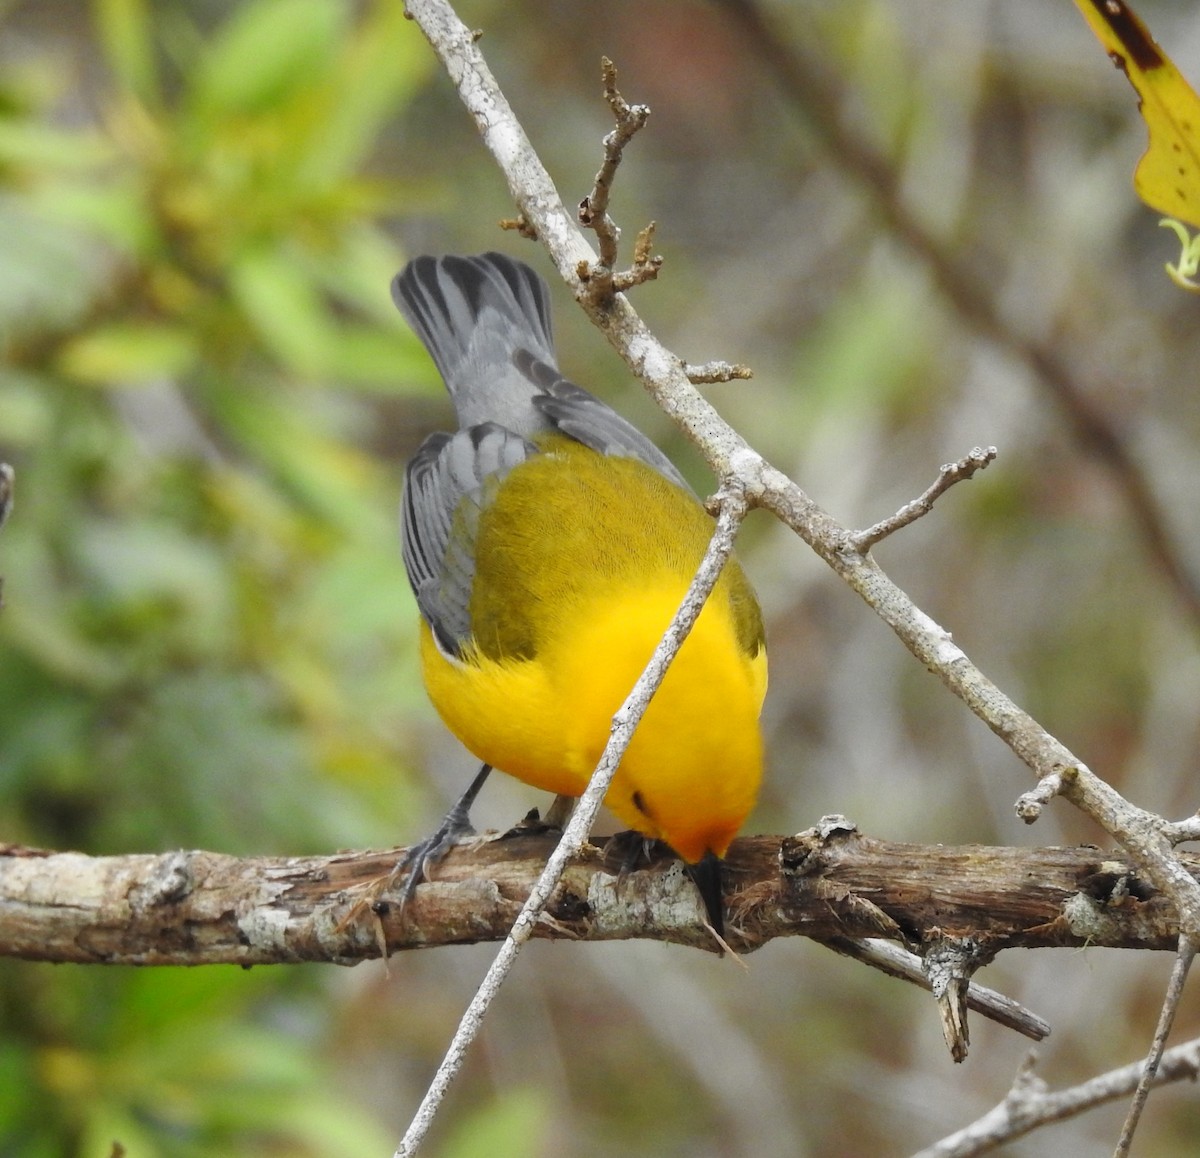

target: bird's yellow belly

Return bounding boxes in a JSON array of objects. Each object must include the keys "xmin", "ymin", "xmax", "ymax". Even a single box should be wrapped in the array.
[
  {"xmin": 419, "ymin": 619, "xmax": 583, "ymax": 798},
  {"xmin": 419, "ymin": 578, "xmax": 766, "ymax": 855}
]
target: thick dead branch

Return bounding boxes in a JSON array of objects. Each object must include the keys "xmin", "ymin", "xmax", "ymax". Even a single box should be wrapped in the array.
[{"xmin": 2, "ymin": 832, "xmax": 1194, "ymax": 967}]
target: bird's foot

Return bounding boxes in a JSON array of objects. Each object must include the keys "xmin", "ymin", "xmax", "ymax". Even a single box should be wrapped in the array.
[
  {"xmin": 602, "ymin": 832, "xmax": 726, "ymax": 939},
  {"xmin": 378, "ymin": 763, "xmax": 493, "ymax": 913},
  {"xmin": 602, "ymin": 830, "xmax": 670, "ymax": 895}
]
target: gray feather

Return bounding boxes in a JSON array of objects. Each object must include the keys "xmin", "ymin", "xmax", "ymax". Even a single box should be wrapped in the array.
[
  {"xmin": 524, "ymin": 357, "xmax": 690, "ymax": 490},
  {"xmin": 401, "ymin": 423, "xmax": 540, "ymax": 657}
]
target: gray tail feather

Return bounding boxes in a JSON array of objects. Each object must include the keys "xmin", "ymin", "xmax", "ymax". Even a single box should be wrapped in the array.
[{"xmin": 392, "ymin": 252, "xmax": 558, "ymax": 431}]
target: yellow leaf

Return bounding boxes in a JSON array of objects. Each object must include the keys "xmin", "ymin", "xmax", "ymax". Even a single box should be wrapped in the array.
[{"xmin": 1074, "ymin": 0, "xmax": 1200, "ymax": 281}]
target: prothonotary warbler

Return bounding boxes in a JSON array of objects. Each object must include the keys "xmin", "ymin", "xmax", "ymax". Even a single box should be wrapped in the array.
[{"xmin": 392, "ymin": 252, "xmax": 767, "ymax": 934}]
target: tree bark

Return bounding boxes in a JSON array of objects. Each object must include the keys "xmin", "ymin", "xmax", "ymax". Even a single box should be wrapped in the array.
[{"xmin": 2, "ymin": 821, "xmax": 1192, "ymax": 967}]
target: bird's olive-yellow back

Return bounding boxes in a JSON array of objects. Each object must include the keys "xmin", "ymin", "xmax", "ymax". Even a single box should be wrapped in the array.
[{"xmin": 467, "ymin": 435, "xmax": 763, "ymax": 663}]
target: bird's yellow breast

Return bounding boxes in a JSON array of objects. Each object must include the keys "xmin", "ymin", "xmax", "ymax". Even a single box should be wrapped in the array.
[{"xmin": 418, "ymin": 436, "xmax": 766, "ymax": 862}]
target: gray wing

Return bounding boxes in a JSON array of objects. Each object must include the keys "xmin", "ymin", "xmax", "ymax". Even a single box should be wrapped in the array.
[
  {"xmin": 401, "ymin": 422, "xmax": 540, "ymax": 658},
  {"xmin": 517, "ymin": 350, "xmax": 692, "ymax": 492}
]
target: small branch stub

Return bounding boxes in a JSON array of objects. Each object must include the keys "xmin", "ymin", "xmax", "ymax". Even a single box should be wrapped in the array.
[
  {"xmin": 1163, "ymin": 814, "xmax": 1200, "ymax": 846},
  {"xmin": 925, "ymin": 938, "xmax": 989, "ymax": 1063},
  {"xmin": 684, "ymin": 361, "xmax": 754, "ymax": 384},
  {"xmin": 498, "ymin": 214, "xmax": 538, "ymax": 239},
  {"xmin": 1016, "ymin": 765, "xmax": 1075, "ymax": 823},
  {"xmin": 610, "ymin": 221, "xmax": 662, "ymax": 292},
  {"xmin": 851, "ymin": 446, "xmax": 998, "ymax": 553}
]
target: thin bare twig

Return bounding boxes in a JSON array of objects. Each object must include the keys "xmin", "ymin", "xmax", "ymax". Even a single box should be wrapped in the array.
[
  {"xmin": 913, "ymin": 1040, "xmax": 1200, "ymax": 1158},
  {"xmin": 577, "ymin": 57, "xmax": 651, "ymax": 272},
  {"xmin": 1114, "ymin": 934, "xmax": 1196, "ymax": 1156},
  {"xmin": 392, "ymin": 483, "xmax": 751, "ymax": 1158},
  {"xmin": 817, "ymin": 937, "xmax": 1050, "ymax": 1043},
  {"xmin": 851, "ymin": 446, "xmax": 997, "ymax": 552}
]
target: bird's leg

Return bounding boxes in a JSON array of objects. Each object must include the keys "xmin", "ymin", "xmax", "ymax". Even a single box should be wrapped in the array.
[
  {"xmin": 542, "ymin": 793, "xmax": 576, "ymax": 829},
  {"xmin": 383, "ymin": 762, "xmax": 492, "ymax": 910}
]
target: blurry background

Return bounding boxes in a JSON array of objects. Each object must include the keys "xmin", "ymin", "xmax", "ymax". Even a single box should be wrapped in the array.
[{"xmin": 2, "ymin": 0, "xmax": 1199, "ymax": 1154}]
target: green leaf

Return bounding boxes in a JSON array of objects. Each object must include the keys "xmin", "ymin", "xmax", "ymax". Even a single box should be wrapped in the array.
[
  {"xmin": 327, "ymin": 325, "xmax": 442, "ymax": 388},
  {"xmin": 0, "ymin": 368, "xmax": 55, "ymax": 444},
  {"xmin": 194, "ymin": 0, "xmax": 347, "ymax": 116},
  {"xmin": 293, "ymin": 3, "xmax": 434, "ymax": 187},
  {"xmin": 34, "ymin": 178, "xmax": 155, "ymax": 259},
  {"xmin": 0, "ymin": 201, "xmax": 111, "ymax": 331},
  {"xmin": 229, "ymin": 248, "xmax": 336, "ymax": 375},
  {"xmin": 0, "ymin": 121, "xmax": 111, "ymax": 170},
  {"xmin": 56, "ymin": 323, "xmax": 199, "ymax": 386},
  {"xmin": 93, "ymin": 0, "xmax": 159, "ymax": 103}
]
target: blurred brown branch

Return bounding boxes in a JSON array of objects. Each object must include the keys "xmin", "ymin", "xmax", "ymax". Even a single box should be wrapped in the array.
[
  {"xmin": 0, "ymin": 463, "xmax": 11, "ymax": 608},
  {"xmin": 1, "ymin": 829, "xmax": 1194, "ymax": 966}
]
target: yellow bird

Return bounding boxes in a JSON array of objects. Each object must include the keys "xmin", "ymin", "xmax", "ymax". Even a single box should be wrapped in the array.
[{"xmin": 393, "ymin": 252, "xmax": 767, "ymax": 933}]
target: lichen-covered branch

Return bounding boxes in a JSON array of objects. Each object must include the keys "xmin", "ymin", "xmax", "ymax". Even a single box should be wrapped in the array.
[{"xmin": 2, "ymin": 831, "xmax": 1194, "ymax": 966}]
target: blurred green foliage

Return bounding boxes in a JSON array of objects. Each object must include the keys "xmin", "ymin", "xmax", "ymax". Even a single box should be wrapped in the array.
[{"xmin": 0, "ymin": 0, "xmax": 447, "ymax": 1151}]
